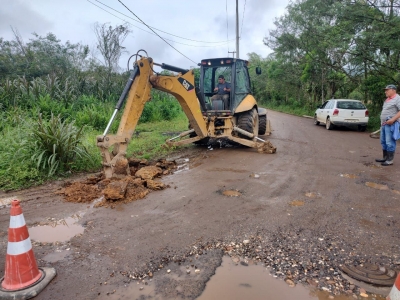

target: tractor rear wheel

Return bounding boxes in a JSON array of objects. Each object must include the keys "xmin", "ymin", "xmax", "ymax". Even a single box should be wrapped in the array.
[
  {"xmin": 258, "ymin": 115, "xmax": 267, "ymax": 135},
  {"xmin": 237, "ymin": 108, "xmax": 259, "ymax": 139}
]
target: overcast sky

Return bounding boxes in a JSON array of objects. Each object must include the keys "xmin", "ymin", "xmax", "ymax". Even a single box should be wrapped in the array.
[{"xmin": 0, "ymin": 0, "xmax": 290, "ymax": 71}]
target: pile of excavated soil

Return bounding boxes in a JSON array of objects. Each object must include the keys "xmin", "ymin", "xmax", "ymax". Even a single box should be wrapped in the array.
[{"xmin": 56, "ymin": 158, "xmax": 176, "ymax": 208}]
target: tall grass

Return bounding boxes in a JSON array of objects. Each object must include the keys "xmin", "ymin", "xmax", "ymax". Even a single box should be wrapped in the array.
[{"xmin": 0, "ymin": 75, "xmax": 187, "ymax": 190}]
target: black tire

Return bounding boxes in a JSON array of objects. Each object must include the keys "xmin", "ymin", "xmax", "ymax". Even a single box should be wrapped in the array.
[
  {"xmin": 314, "ymin": 115, "xmax": 320, "ymax": 125},
  {"xmin": 326, "ymin": 117, "xmax": 334, "ymax": 130},
  {"xmin": 237, "ymin": 108, "xmax": 259, "ymax": 139},
  {"xmin": 258, "ymin": 115, "xmax": 267, "ymax": 135}
]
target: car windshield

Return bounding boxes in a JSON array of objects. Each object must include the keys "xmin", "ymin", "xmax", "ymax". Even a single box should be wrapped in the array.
[{"xmin": 336, "ymin": 101, "xmax": 366, "ymax": 110}]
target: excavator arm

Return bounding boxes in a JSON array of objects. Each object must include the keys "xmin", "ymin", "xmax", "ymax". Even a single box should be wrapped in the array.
[{"xmin": 97, "ymin": 56, "xmax": 208, "ymax": 178}]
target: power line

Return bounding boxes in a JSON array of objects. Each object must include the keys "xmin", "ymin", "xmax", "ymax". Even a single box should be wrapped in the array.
[
  {"xmin": 93, "ymin": 0, "xmax": 233, "ymax": 44},
  {"xmin": 240, "ymin": 0, "xmax": 247, "ymax": 39},
  {"xmin": 117, "ymin": 0, "xmax": 197, "ymax": 64},
  {"xmin": 88, "ymin": 0, "xmax": 232, "ymax": 48}
]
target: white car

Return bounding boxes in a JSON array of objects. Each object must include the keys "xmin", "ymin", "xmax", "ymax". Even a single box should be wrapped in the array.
[{"xmin": 314, "ymin": 99, "xmax": 369, "ymax": 131}]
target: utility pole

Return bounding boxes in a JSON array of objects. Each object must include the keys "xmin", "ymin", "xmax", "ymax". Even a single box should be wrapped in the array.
[
  {"xmin": 236, "ymin": 0, "xmax": 239, "ymax": 58},
  {"xmin": 228, "ymin": 51, "xmax": 236, "ymax": 58}
]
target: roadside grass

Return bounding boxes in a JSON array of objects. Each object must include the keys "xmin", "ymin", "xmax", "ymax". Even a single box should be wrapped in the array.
[
  {"xmin": 0, "ymin": 111, "xmax": 190, "ymax": 191},
  {"xmin": 128, "ymin": 112, "xmax": 190, "ymax": 159}
]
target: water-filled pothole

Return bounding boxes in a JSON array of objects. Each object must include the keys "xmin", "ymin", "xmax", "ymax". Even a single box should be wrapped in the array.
[
  {"xmin": 198, "ymin": 256, "xmax": 385, "ymax": 300},
  {"xmin": 103, "ymin": 256, "xmax": 386, "ymax": 300},
  {"xmin": 29, "ymin": 212, "xmax": 85, "ymax": 243}
]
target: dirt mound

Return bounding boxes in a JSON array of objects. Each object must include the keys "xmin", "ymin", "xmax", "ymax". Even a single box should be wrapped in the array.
[{"xmin": 56, "ymin": 158, "xmax": 176, "ymax": 208}]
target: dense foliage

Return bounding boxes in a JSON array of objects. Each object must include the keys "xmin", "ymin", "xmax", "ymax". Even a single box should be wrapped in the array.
[
  {"xmin": 0, "ymin": 27, "xmax": 184, "ymax": 190},
  {"xmin": 248, "ymin": 0, "xmax": 400, "ymax": 126}
]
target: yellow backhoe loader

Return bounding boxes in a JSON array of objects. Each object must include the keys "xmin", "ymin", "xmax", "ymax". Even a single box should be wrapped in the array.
[{"xmin": 97, "ymin": 51, "xmax": 276, "ymax": 178}]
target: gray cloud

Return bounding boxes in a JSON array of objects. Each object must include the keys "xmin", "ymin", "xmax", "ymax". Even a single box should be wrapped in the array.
[
  {"xmin": 0, "ymin": 0, "xmax": 53, "ymax": 40},
  {"xmin": 0, "ymin": 0, "xmax": 289, "ymax": 69}
]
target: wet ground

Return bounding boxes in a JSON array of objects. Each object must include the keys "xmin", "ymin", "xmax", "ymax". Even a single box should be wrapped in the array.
[{"xmin": 0, "ymin": 110, "xmax": 399, "ymax": 299}]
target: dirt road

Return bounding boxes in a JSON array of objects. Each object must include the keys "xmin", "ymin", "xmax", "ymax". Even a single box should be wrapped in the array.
[{"xmin": 0, "ymin": 110, "xmax": 399, "ymax": 299}]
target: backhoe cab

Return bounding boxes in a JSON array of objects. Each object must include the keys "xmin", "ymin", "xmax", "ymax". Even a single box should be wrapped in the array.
[{"xmin": 97, "ymin": 53, "xmax": 275, "ymax": 179}]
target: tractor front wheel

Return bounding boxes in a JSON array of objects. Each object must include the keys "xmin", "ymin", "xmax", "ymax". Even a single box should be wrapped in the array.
[{"xmin": 237, "ymin": 108, "xmax": 259, "ymax": 139}]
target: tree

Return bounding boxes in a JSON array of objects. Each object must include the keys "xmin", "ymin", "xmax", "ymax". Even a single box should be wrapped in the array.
[
  {"xmin": 93, "ymin": 23, "xmax": 131, "ymax": 97},
  {"xmin": 93, "ymin": 22, "xmax": 131, "ymax": 73}
]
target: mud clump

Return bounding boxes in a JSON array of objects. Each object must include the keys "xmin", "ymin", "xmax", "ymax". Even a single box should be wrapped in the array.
[
  {"xmin": 257, "ymin": 140, "xmax": 277, "ymax": 154},
  {"xmin": 56, "ymin": 182, "xmax": 101, "ymax": 203},
  {"xmin": 57, "ymin": 158, "xmax": 176, "ymax": 208},
  {"xmin": 135, "ymin": 166, "xmax": 162, "ymax": 180}
]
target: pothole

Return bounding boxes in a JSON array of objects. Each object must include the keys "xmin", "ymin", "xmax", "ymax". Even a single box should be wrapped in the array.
[
  {"xmin": 199, "ymin": 257, "xmax": 375, "ymax": 300},
  {"xmin": 29, "ymin": 212, "xmax": 85, "ymax": 243},
  {"xmin": 365, "ymin": 182, "xmax": 389, "ymax": 191},
  {"xmin": 392, "ymin": 190, "xmax": 400, "ymax": 195},
  {"xmin": 290, "ymin": 200, "xmax": 305, "ymax": 207},
  {"xmin": 340, "ymin": 174, "xmax": 358, "ymax": 179},
  {"xmin": 305, "ymin": 192, "xmax": 320, "ymax": 198},
  {"xmin": 222, "ymin": 190, "xmax": 242, "ymax": 197}
]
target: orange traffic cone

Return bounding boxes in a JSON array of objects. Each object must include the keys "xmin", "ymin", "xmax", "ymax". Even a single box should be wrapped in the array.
[
  {"xmin": 388, "ymin": 273, "xmax": 400, "ymax": 300},
  {"xmin": 2, "ymin": 199, "xmax": 41, "ymax": 290},
  {"xmin": 0, "ymin": 199, "xmax": 56, "ymax": 299}
]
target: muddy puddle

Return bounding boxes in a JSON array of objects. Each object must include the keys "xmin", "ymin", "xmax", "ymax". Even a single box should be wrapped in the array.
[
  {"xmin": 198, "ymin": 257, "xmax": 375, "ymax": 300},
  {"xmin": 102, "ymin": 257, "xmax": 386, "ymax": 300},
  {"xmin": 29, "ymin": 212, "xmax": 85, "ymax": 243},
  {"xmin": 175, "ymin": 158, "xmax": 190, "ymax": 173}
]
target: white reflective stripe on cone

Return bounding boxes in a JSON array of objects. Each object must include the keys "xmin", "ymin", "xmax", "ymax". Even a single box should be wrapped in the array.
[
  {"xmin": 9, "ymin": 214, "xmax": 26, "ymax": 228},
  {"xmin": 7, "ymin": 239, "xmax": 32, "ymax": 255},
  {"xmin": 389, "ymin": 285, "xmax": 400, "ymax": 300}
]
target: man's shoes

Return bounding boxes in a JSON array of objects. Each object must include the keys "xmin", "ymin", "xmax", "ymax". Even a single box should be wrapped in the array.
[
  {"xmin": 376, "ymin": 150, "xmax": 388, "ymax": 162},
  {"xmin": 381, "ymin": 151, "xmax": 395, "ymax": 166}
]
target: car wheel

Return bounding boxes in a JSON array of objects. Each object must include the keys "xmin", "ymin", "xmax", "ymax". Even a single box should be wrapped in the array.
[
  {"xmin": 314, "ymin": 115, "xmax": 320, "ymax": 125},
  {"xmin": 326, "ymin": 117, "xmax": 334, "ymax": 130}
]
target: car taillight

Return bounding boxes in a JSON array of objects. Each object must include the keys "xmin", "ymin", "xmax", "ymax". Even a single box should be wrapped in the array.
[
  {"xmin": 333, "ymin": 109, "xmax": 339, "ymax": 116},
  {"xmin": 365, "ymin": 110, "xmax": 369, "ymax": 117}
]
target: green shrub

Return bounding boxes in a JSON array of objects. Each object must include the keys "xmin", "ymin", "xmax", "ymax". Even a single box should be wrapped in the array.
[
  {"xmin": 30, "ymin": 114, "xmax": 91, "ymax": 176},
  {"xmin": 140, "ymin": 91, "xmax": 182, "ymax": 123},
  {"xmin": 74, "ymin": 102, "xmax": 117, "ymax": 131}
]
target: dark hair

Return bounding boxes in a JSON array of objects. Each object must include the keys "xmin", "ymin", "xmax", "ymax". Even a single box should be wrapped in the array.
[{"xmin": 218, "ymin": 75, "xmax": 224, "ymax": 79}]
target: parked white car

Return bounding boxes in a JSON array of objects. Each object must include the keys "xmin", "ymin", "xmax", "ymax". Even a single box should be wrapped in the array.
[{"xmin": 314, "ymin": 99, "xmax": 369, "ymax": 131}]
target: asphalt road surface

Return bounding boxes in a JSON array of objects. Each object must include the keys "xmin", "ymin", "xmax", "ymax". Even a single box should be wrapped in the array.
[{"xmin": 0, "ymin": 110, "xmax": 398, "ymax": 299}]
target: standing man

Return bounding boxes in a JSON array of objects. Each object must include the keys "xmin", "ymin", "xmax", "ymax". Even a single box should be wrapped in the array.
[
  {"xmin": 211, "ymin": 75, "xmax": 230, "ymax": 109},
  {"xmin": 375, "ymin": 84, "xmax": 400, "ymax": 166}
]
